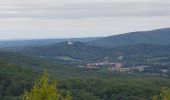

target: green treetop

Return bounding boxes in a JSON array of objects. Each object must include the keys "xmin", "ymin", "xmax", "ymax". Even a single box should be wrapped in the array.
[
  {"xmin": 153, "ymin": 87, "xmax": 170, "ymax": 100},
  {"xmin": 23, "ymin": 71, "xmax": 71, "ymax": 100}
]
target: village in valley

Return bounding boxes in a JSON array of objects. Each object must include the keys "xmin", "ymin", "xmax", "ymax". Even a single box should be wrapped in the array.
[
  {"xmin": 66, "ymin": 41, "xmax": 147, "ymax": 73},
  {"xmin": 78, "ymin": 58, "xmax": 148, "ymax": 72}
]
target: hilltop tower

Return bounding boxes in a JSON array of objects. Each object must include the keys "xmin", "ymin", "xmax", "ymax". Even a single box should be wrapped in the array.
[{"xmin": 67, "ymin": 40, "xmax": 74, "ymax": 45}]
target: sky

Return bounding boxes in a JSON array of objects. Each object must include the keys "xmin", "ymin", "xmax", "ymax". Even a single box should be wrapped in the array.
[{"xmin": 0, "ymin": 0, "xmax": 170, "ymax": 40}]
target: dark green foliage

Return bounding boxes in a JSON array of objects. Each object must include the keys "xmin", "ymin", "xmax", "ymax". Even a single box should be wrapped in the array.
[
  {"xmin": 0, "ymin": 61, "xmax": 38, "ymax": 100},
  {"xmin": 0, "ymin": 48, "xmax": 170, "ymax": 100},
  {"xmin": 58, "ymin": 78, "xmax": 170, "ymax": 100}
]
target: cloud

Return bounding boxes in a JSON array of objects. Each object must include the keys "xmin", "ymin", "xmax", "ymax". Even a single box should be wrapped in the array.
[
  {"xmin": 0, "ymin": 0, "xmax": 170, "ymax": 40},
  {"xmin": 0, "ymin": 0, "xmax": 170, "ymax": 19}
]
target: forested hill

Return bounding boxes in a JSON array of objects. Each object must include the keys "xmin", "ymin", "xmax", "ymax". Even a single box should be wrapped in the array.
[
  {"xmin": 89, "ymin": 28, "xmax": 170, "ymax": 47},
  {"xmin": 0, "ymin": 60, "xmax": 38, "ymax": 100},
  {"xmin": 0, "ymin": 37, "xmax": 98, "ymax": 48},
  {"xmin": 3, "ymin": 41, "xmax": 106, "ymax": 60},
  {"xmin": 1, "ymin": 44, "xmax": 170, "ymax": 100},
  {"xmin": 3, "ymin": 41, "xmax": 170, "ymax": 62}
]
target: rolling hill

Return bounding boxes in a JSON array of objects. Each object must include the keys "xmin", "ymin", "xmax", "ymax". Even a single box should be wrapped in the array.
[
  {"xmin": 0, "ymin": 51, "xmax": 85, "ymax": 77},
  {"xmin": 89, "ymin": 28, "xmax": 170, "ymax": 47},
  {"xmin": 0, "ymin": 60, "xmax": 38, "ymax": 100},
  {"xmin": 4, "ymin": 41, "xmax": 170, "ymax": 64},
  {"xmin": 3, "ymin": 41, "xmax": 106, "ymax": 61},
  {"xmin": 0, "ymin": 37, "xmax": 98, "ymax": 48},
  {"xmin": 1, "ymin": 28, "xmax": 170, "ymax": 100},
  {"xmin": 1, "ymin": 28, "xmax": 170, "ymax": 49}
]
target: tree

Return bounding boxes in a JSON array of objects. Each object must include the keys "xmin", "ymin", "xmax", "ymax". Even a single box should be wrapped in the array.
[
  {"xmin": 152, "ymin": 87, "xmax": 170, "ymax": 100},
  {"xmin": 160, "ymin": 87, "xmax": 170, "ymax": 100},
  {"xmin": 23, "ymin": 71, "xmax": 71, "ymax": 100}
]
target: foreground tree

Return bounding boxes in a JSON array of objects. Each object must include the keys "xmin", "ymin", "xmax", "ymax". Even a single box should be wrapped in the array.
[
  {"xmin": 152, "ymin": 87, "xmax": 170, "ymax": 100},
  {"xmin": 23, "ymin": 71, "xmax": 71, "ymax": 100}
]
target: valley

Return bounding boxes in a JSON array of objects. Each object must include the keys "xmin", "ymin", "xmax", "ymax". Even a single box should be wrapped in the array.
[{"xmin": 0, "ymin": 28, "xmax": 170, "ymax": 100}]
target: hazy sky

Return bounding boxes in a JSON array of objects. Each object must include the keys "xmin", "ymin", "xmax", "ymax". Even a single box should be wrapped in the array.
[{"xmin": 0, "ymin": 0, "xmax": 170, "ymax": 40}]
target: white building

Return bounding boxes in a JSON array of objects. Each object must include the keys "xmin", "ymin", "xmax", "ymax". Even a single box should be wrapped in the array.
[{"xmin": 68, "ymin": 40, "xmax": 74, "ymax": 45}]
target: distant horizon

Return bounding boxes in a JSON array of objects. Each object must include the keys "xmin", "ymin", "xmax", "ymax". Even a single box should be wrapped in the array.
[
  {"xmin": 0, "ymin": 0, "xmax": 170, "ymax": 40},
  {"xmin": 0, "ymin": 27, "xmax": 169, "ymax": 41}
]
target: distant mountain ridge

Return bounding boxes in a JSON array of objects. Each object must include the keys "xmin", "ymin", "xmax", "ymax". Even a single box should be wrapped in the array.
[
  {"xmin": 2, "ymin": 28, "xmax": 170, "ymax": 61},
  {"xmin": 89, "ymin": 28, "xmax": 170, "ymax": 47},
  {"xmin": 0, "ymin": 37, "xmax": 98, "ymax": 48},
  {"xmin": 1, "ymin": 28, "xmax": 170, "ymax": 48}
]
